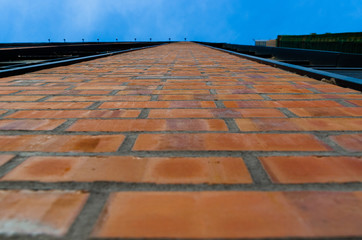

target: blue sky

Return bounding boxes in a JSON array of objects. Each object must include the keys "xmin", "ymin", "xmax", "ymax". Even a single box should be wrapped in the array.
[{"xmin": 0, "ymin": 0, "xmax": 361, "ymax": 44}]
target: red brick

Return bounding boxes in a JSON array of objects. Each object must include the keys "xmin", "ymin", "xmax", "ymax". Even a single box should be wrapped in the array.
[
  {"xmin": 0, "ymin": 90, "xmax": 17, "ymax": 95},
  {"xmin": 158, "ymin": 94, "xmax": 263, "ymax": 101},
  {"xmin": 330, "ymin": 134, "xmax": 362, "ymax": 152},
  {"xmin": 260, "ymin": 156, "xmax": 362, "ymax": 183},
  {"xmin": 289, "ymin": 107, "xmax": 362, "ymax": 117},
  {"xmin": 148, "ymin": 108, "xmax": 285, "ymax": 118},
  {"xmin": 0, "ymin": 155, "xmax": 14, "ymax": 166},
  {"xmin": 348, "ymin": 100, "xmax": 362, "ymax": 106},
  {"xmin": 163, "ymin": 85, "xmax": 248, "ymax": 90},
  {"xmin": 157, "ymin": 95, "xmax": 214, "ymax": 101},
  {"xmin": 148, "ymin": 109, "xmax": 214, "ymax": 118},
  {"xmin": 92, "ymin": 191, "xmax": 362, "ymax": 238},
  {"xmin": 67, "ymin": 119, "xmax": 227, "ymax": 132},
  {"xmin": 116, "ymin": 90, "xmax": 210, "ymax": 95},
  {"xmin": 0, "ymin": 102, "xmax": 92, "ymax": 110},
  {"xmin": 17, "ymin": 90, "xmax": 112, "ymax": 95},
  {"xmin": 0, "ymin": 190, "xmax": 88, "ymax": 236},
  {"xmin": 0, "ymin": 119, "xmax": 65, "ymax": 130},
  {"xmin": 267, "ymin": 94, "xmax": 325, "ymax": 100},
  {"xmin": 0, "ymin": 86, "xmax": 68, "ymax": 91},
  {"xmin": 236, "ymin": 108, "xmax": 286, "ymax": 118},
  {"xmin": 254, "ymin": 85, "xmax": 313, "ymax": 93},
  {"xmin": 0, "ymin": 135, "xmax": 125, "ymax": 152},
  {"xmin": 3, "ymin": 156, "xmax": 252, "ymax": 184},
  {"xmin": 313, "ymin": 85, "xmax": 359, "ymax": 93},
  {"xmin": 100, "ymin": 101, "xmax": 216, "ymax": 109},
  {"xmin": 235, "ymin": 118, "xmax": 362, "ymax": 131},
  {"xmin": 46, "ymin": 95, "xmax": 150, "ymax": 101},
  {"xmin": 5, "ymin": 110, "xmax": 141, "ymax": 119},
  {"xmin": 224, "ymin": 100, "xmax": 342, "ymax": 108},
  {"xmin": 269, "ymin": 94, "xmax": 362, "ymax": 100},
  {"xmin": 0, "ymin": 96, "xmax": 45, "ymax": 101},
  {"xmin": 133, "ymin": 133, "xmax": 329, "ymax": 151}
]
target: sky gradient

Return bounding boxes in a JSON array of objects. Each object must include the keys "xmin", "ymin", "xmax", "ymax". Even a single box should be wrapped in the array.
[{"xmin": 0, "ymin": 0, "xmax": 361, "ymax": 44}]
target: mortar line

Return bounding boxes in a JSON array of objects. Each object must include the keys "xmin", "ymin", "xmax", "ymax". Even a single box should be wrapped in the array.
[
  {"xmin": 65, "ymin": 191, "xmax": 110, "ymax": 240},
  {"xmin": 0, "ymin": 155, "xmax": 27, "ymax": 178}
]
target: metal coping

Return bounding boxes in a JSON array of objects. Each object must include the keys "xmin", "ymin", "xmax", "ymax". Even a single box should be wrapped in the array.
[
  {"xmin": 199, "ymin": 43, "xmax": 362, "ymax": 91},
  {"xmin": 0, "ymin": 43, "xmax": 166, "ymax": 78}
]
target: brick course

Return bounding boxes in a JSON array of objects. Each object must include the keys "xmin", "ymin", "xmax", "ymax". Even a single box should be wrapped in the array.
[{"xmin": 0, "ymin": 42, "xmax": 361, "ymax": 239}]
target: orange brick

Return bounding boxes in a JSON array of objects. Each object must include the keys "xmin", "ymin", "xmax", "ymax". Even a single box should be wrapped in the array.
[
  {"xmin": 330, "ymin": 134, "xmax": 362, "ymax": 152},
  {"xmin": 267, "ymin": 94, "xmax": 326, "ymax": 100},
  {"xmin": 0, "ymin": 86, "xmax": 68, "ymax": 91},
  {"xmin": 5, "ymin": 110, "xmax": 141, "ymax": 119},
  {"xmin": 0, "ymin": 119, "xmax": 65, "ymax": 130},
  {"xmin": 149, "ymin": 109, "xmax": 214, "ymax": 118},
  {"xmin": 133, "ymin": 133, "xmax": 329, "ymax": 151},
  {"xmin": 92, "ymin": 191, "xmax": 362, "ymax": 238},
  {"xmin": 268, "ymin": 94, "xmax": 362, "ymax": 100},
  {"xmin": 289, "ymin": 107, "xmax": 362, "ymax": 117},
  {"xmin": 100, "ymin": 101, "xmax": 216, "ymax": 109},
  {"xmin": 0, "ymin": 155, "xmax": 14, "ymax": 166},
  {"xmin": 224, "ymin": 100, "xmax": 342, "ymax": 108},
  {"xmin": 0, "ymin": 96, "xmax": 45, "ymax": 101},
  {"xmin": 163, "ymin": 85, "xmax": 248, "ymax": 90},
  {"xmin": 254, "ymin": 85, "xmax": 313, "ymax": 93},
  {"xmin": 46, "ymin": 95, "xmax": 150, "ymax": 101},
  {"xmin": 158, "ymin": 95, "xmax": 215, "ymax": 101},
  {"xmin": 148, "ymin": 108, "xmax": 285, "ymax": 118},
  {"xmin": 18, "ymin": 90, "xmax": 112, "ymax": 95},
  {"xmin": 67, "ymin": 119, "xmax": 227, "ymax": 132},
  {"xmin": 0, "ymin": 190, "xmax": 88, "ymax": 236},
  {"xmin": 3, "ymin": 156, "xmax": 252, "ymax": 184},
  {"xmin": 237, "ymin": 108, "xmax": 285, "ymax": 118},
  {"xmin": 0, "ymin": 90, "xmax": 17, "ymax": 94},
  {"xmin": 235, "ymin": 118, "xmax": 362, "ymax": 131},
  {"xmin": 260, "ymin": 156, "xmax": 362, "ymax": 183},
  {"xmin": 116, "ymin": 90, "xmax": 210, "ymax": 95},
  {"xmin": 0, "ymin": 135, "xmax": 125, "ymax": 152},
  {"xmin": 158, "ymin": 94, "xmax": 263, "ymax": 101},
  {"xmin": 313, "ymin": 85, "xmax": 360, "ymax": 93},
  {"xmin": 0, "ymin": 102, "xmax": 92, "ymax": 110},
  {"xmin": 322, "ymin": 94, "xmax": 362, "ymax": 99},
  {"xmin": 348, "ymin": 100, "xmax": 362, "ymax": 106}
]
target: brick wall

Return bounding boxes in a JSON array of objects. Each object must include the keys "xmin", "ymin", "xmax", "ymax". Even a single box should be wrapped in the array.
[{"xmin": 0, "ymin": 42, "xmax": 361, "ymax": 239}]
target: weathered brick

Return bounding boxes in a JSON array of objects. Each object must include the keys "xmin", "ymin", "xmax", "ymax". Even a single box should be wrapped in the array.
[
  {"xmin": 0, "ymin": 119, "xmax": 65, "ymax": 130},
  {"xmin": 0, "ymin": 135, "xmax": 125, "ymax": 152},
  {"xmin": 148, "ymin": 108, "xmax": 285, "ymax": 118},
  {"xmin": 92, "ymin": 191, "xmax": 362, "ymax": 238},
  {"xmin": 45, "ymin": 95, "xmax": 150, "ymax": 102},
  {"xmin": 0, "ymin": 102, "xmax": 92, "ymax": 110},
  {"xmin": 0, "ymin": 96, "xmax": 45, "ymax": 101},
  {"xmin": 3, "ymin": 156, "xmax": 252, "ymax": 184},
  {"xmin": 289, "ymin": 107, "xmax": 362, "ymax": 117},
  {"xmin": 348, "ymin": 100, "xmax": 362, "ymax": 106},
  {"xmin": 224, "ymin": 100, "xmax": 343, "ymax": 108},
  {"xmin": 0, "ymin": 155, "xmax": 14, "ymax": 166},
  {"xmin": 330, "ymin": 134, "xmax": 362, "ymax": 152},
  {"xmin": 5, "ymin": 110, "xmax": 141, "ymax": 119},
  {"xmin": 67, "ymin": 119, "xmax": 227, "ymax": 132},
  {"xmin": 260, "ymin": 156, "xmax": 362, "ymax": 183},
  {"xmin": 253, "ymin": 85, "xmax": 314, "ymax": 93},
  {"xmin": 235, "ymin": 118, "xmax": 362, "ymax": 131},
  {"xmin": 0, "ymin": 90, "xmax": 18, "ymax": 95},
  {"xmin": 158, "ymin": 94, "xmax": 263, "ymax": 101},
  {"xmin": 133, "ymin": 133, "xmax": 329, "ymax": 151},
  {"xmin": 99, "ymin": 101, "xmax": 216, "ymax": 109},
  {"xmin": 0, "ymin": 190, "xmax": 88, "ymax": 236}
]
